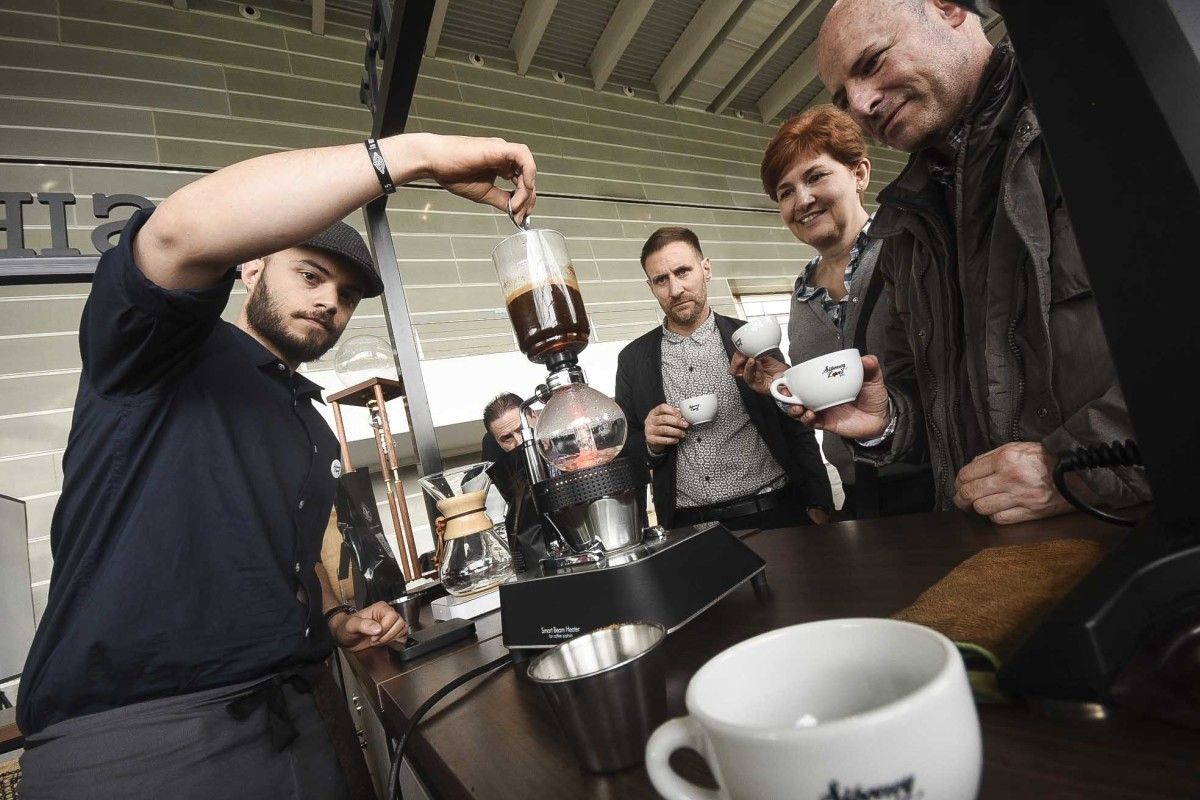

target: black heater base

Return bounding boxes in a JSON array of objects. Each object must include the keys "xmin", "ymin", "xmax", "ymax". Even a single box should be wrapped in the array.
[
  {"xmin": 499, "ymin": 522, "xmax": 765, "ymax": 651},
  {"xmin": 999, "ymin": 516, "xmax": 1200, "ymax": 728}
]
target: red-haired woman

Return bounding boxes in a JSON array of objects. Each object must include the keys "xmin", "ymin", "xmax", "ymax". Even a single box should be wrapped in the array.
[{"xmin": 740, "ymin": 104, "xmax": 932, "ymax": 517}]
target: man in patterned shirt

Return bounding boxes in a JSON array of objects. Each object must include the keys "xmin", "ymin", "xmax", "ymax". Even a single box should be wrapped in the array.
[{"xmin": 615, "ymin": 227, "xmax": 833, "ymax": 530}]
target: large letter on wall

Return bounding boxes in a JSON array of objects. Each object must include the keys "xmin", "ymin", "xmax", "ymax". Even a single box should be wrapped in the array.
[
  {"xmin": 0, "ymin": 192, "xmax": 35, "ymax": 258},
  {"xmin": 91, "ymin": 193, "xmax": 155, "ymax": 253},
  {"xmin": 37, "ymin": 193, "xmax": 82, "ymax": 257}
]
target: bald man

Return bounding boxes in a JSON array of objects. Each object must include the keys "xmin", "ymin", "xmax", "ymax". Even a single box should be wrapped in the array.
[{"xmin": 737, "ymin": 0, "xmax": 1148, "ymax": 524}]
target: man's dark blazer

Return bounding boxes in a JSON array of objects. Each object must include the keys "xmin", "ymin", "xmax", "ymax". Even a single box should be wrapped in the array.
[{"xmin": 614, "ymin": 312, "xmax": 834, "ymax": 528}]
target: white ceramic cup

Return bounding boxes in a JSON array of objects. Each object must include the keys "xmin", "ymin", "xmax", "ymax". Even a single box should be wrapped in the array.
[
  {"xmin": 645, "ymin": 618, "xmax": 982, "ymax": 800},
  {"xmin": 731, "ymin": 317, "xmax": 782, "ymax": 358},
  {"xmin": 769, "ymin": 347, "xmax": 864, "ymax": 412},
  {"xmin": 679, "ymin": 393, "xmax": 718, "ymax": 425}
]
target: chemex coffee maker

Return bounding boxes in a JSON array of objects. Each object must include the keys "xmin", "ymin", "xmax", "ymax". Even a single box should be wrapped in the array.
[{"xmin": 488, "ymin": 216, "xmax": 767, "ymax": 658}]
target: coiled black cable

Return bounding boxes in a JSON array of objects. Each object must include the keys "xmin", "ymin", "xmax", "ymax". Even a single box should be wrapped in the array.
[
  {"xmin": 1053, "ymin": 439, "xmax": 1143, "ymax": 526},
  {"xmin": 386, "ymin": 651, "xmax": 514, "ymax": 800}
]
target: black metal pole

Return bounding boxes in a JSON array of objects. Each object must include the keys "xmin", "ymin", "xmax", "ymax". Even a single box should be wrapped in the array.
[{"xmin": 361, "ymin": 0, "xmax": 444, "ymax": 528}]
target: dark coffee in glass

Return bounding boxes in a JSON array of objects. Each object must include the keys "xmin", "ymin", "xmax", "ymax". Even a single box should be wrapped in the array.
[{"xmin": 505, "ymin": 279, "xmax": 590, "ymax": 363}]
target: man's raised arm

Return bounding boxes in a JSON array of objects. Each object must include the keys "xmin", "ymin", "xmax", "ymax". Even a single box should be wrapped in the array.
[{"xmin": 135, "ymin": 133, "xmax": 537, "ymax": 289}]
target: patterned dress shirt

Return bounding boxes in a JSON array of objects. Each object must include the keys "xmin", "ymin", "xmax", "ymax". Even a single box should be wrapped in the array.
[{"xmin": 659, "ymin": 310, "xmax": 787, "ymax": 508}]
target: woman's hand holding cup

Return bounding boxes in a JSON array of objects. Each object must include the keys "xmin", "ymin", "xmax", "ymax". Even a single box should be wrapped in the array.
[
  {"xmin": 781, "ymin": 353, "xmax": 891, "ymax": 440},
  {"xmin": 645, "ymin": 403, "xmax": 689, "ymax": 454},
  {"xmin": 729, "ymin": 351, "xmax": 789, "ymax": 396}
]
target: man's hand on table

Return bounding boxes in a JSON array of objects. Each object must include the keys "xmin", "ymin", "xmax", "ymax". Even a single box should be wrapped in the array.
[
  {"xmin": 953, "ymin": 441, "xmax": 1087, "ymax": 525},
  {"xmin": 332, "ymin": 602, "xmax": 409, "ymax": 652}
]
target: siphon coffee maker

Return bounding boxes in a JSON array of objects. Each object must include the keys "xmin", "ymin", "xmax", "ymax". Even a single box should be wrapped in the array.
[
  {"xmin": 490, "ymin": 215, "xmax": 769, "ymax": 657},
  {"xmin": 492, "ymin": 223, "xmax": 641, "ymax": 567}
]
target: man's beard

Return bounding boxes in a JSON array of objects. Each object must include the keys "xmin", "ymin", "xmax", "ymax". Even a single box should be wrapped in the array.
[
  {"xmin": 246, "ymin": 275, "xmax": 341, "ymax": 365},
  {"xmin": 667, "ymin": 294, "xmax": 706, "ymax": 327}
]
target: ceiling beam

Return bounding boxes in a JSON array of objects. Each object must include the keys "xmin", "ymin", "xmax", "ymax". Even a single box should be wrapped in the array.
[
  {"xmin": 668, "ymin": 0, "xmax": 756, "ymax": 105},
  {"xmin": 709, "ymin": 0, "xmax": 825, "ymax": 115},
  {"xmin": 510, "ymin": 0, "xmax": 559, "ymax": 76},
  {"xmin": 424, "ymin": 0, "xmax": 450, "ymax": 57},
  {"xmin": 651, "ymin": 0, "xmax": 742, "ymax": 103},
  {"xmin": 311, "ymin": 0, "xmax": 325, "ymax": 35},
  {"xmin": 757, "ymin": 38, "xmax": 822, "ymax": 124},
  {"xmin": 587, "ymin": 0, "xmax": 655, "ymax": 91},
  {"xmin": 171, "ymin": 0, "xmax": 187, "ymax": 9}
]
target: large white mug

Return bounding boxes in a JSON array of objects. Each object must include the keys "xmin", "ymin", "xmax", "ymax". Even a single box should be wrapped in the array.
[
  {"xmin": 645, "ymin": 618, "xmax": 982, "ymax": 800},
  {"xmin": 769, "ymin": 348, "xmax": 864, "ymax": 412}
]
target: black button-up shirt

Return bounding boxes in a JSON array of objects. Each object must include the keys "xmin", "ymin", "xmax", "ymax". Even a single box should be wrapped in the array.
[{"xmin": 18, "ymin": 209, "xmax": 340, "ymax": 735}]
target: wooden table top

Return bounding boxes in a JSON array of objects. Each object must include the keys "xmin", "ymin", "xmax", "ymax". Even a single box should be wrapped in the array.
[
  {"xmin": 347, "ymin": 511, "xmax": 1200, "ymax": 800},
  {"xmin": 0, "ymin": 707, "xmax": 20, "ymax": 755}
]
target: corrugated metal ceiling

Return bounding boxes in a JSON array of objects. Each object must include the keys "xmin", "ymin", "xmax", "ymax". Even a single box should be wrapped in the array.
[
  {"xmin": 225, "ymin": 0, "xmax": 998, "ymax": 125},
  {"xmin": 533, "ymin": 0, "xmax": 620, "ymax": 77},
  {"xmin": 440, "ymin": 0, "xmax": 525, "ymax": 60},
  {"xmin": 608, "ymin": 0, "xmax": 704, "ymax": 89},
  {"xmin": 730, "ymin": 0, "xmax": 830, "ymax": 117}
]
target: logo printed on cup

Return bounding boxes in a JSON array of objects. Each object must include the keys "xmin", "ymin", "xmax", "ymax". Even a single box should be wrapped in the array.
[
  {"xmin": 822, "ymin": 363, "xmax": 847, "ymax": 379},
  {"xmin": 820, "ymin": 776, "xmax": 918, "ymax": 800}
]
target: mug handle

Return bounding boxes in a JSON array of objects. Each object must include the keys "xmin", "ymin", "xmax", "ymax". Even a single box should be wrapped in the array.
[
  {"xmin": 645, "ymin": 717, "xmax": 726, "ymax": 800},
  {"xmin": 769, "ymin": 377, "xmax": 803, "ymax": 406}
]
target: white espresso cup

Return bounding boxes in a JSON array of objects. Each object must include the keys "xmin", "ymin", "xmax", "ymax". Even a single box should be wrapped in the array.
[
  {"xmin": 769, "ymin": 347, "xmax": 863, "ymax": 412},
  {"xmin": 646, "ymin": 618, "xmax": 982, "ymax": 800},
  {"xmin": 731, "ymin": 317, "xmax": 782, "ymax": 358},
  {"xmin": 679, "ymin": 393, "xmax": 718, "ymax": 425}
]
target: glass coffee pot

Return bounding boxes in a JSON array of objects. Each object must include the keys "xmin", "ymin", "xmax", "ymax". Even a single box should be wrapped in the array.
[
  {"xmin": 534, "ymin": 365, "xmax": 628, "ymax": 473},
  {"xmin": 418, "ymin": 462, "xmax": 514, "ymax": 596},
  {"xmin": 492, "ymin": 228, "xmax": 591, "ymax": 365}
]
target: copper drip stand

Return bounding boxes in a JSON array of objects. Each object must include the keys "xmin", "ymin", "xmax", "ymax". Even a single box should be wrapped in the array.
[{"xmin": 327, "ymin": 377, "xmax": 423, "ymax": 581}]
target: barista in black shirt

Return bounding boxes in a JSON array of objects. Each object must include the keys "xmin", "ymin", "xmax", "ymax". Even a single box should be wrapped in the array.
[{"xmin": 16, "ymin": 133, "xmax": 537, "ymax": 800}]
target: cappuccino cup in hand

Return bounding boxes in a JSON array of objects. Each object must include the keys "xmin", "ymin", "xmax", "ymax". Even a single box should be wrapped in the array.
[
  {"xmin": 645, "ymin": 618, "xmax": 982, "ymax": 800},
  {"xmin": 731, "ymin": 317, "xmax": 782, "ymax": 358},
  {"xmin": 679, "ymin": 393, "xmax": 717, "ymax": 425},
  {"xmin": 770, "ymin": 348, "xmax": 864, "ymax": 412}
]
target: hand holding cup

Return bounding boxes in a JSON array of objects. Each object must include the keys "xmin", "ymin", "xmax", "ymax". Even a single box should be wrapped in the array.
[
  {"xmin": 645, "ymin": 403, "xmax": 689, "ymax": 454},
  {"xmin": 774, "ymin": 352, "xmax": 891, "ymax": 440},
  {"xmin": 729, "ymin": 350, "xmax": 789, "ymax": 396}
]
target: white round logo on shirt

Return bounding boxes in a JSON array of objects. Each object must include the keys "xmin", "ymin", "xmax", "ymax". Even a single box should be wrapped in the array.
[{"xmin": 331, "ymin": 459, "xmax": 343, "ymax": 479}]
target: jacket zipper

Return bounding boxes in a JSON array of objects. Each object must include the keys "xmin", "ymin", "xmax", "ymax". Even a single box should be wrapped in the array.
[
  {"xmin": 882, "ymin": 198, "xmax": 953, "ymax": 502},
  {"xmin": 1007, "ymin": 269, "xmax": 1027, "ymax": 442},
  {"xmin": 950, "ymin": 123, "xmax": 969, "ymax": 483}
]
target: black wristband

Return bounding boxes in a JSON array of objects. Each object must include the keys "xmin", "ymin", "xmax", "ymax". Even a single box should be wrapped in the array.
[
  {"xmin": 364, "ymin": 138, "xmax": 395, "ymax": 194},
  {"xmin": 323, "ymin": 603, "xmax": 356, "ymax": 624}
]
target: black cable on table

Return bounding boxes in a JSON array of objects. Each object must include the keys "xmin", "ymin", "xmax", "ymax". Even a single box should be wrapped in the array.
[
  {"xmin": 386, "ymin": 652, "xmax": 514, "ymax": 800},
  {"xmin": 1053, "ymin": 439, "xmax": 1143, "ymax": 527}
]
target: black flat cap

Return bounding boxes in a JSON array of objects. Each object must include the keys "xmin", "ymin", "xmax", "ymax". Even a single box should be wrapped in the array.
[{"xmin": 300, "ymin": 221, "xmax": 384, "ymax": 298}]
